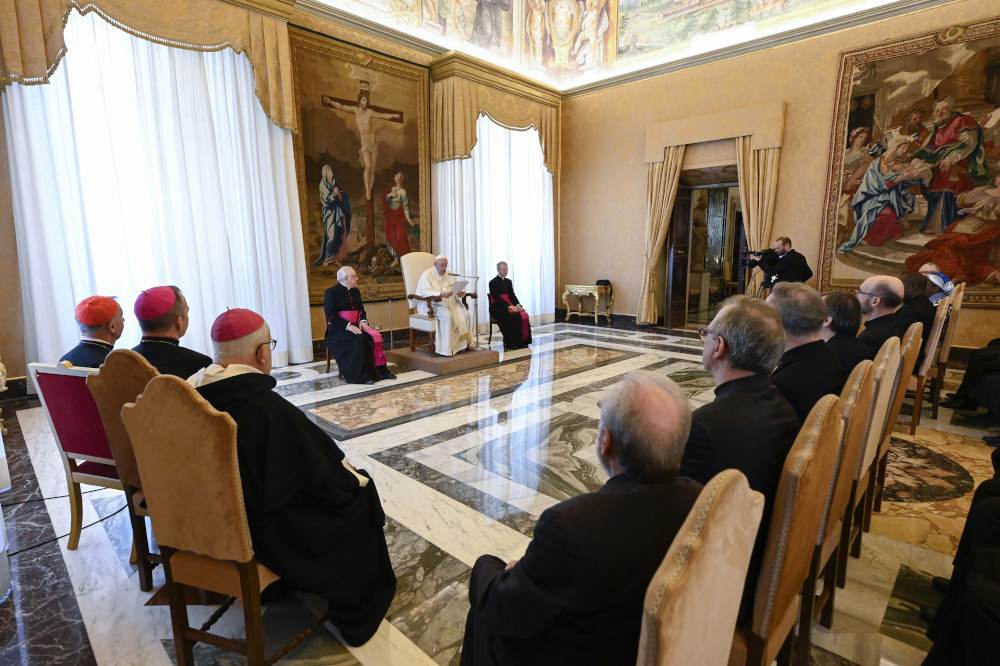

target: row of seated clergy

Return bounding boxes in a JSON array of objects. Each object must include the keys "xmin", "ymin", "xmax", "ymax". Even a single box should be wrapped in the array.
[
  {"xmin": 857, "ymin": 274, "xmax": 935, "ymax": 368},
  {"xmin": 60, "ymin": 287, "xmax": 212, "ymax": 377},
  {"xmin": 323, "ymin": 266, "xmax": 395, "ymax": 384},
  {"xmin": 186, "ymin": 308, "xmax": 396, "ymax": 645}
]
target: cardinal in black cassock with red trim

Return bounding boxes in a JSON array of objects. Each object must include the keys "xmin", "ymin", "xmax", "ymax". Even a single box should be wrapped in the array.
[
  {"xmin": 489, "ymin": 261, "xmax": 532, "ymax": 350},
  {"xmin": 189, "ymin": 308, "xmax": 397, "ymax": 646}
]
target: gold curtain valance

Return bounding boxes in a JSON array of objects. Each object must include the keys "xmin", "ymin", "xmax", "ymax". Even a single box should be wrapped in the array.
[
  {"xmin": 0, "ymin": 0, "xmax": 295, "ymax": 130},
  {"xmin": 430, "ymin": 65, "xmax": 559, "ymax": 174}
]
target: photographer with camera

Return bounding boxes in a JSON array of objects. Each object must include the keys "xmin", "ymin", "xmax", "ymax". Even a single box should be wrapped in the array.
[{"xmin": 746, "ymin": 237, "xmax": 813, "ymax": 292}]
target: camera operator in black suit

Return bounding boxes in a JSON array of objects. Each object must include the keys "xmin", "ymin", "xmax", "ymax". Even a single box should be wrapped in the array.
[{"xmin": 747, "ymin": 237, "xmax": 814, "ymax": 291}]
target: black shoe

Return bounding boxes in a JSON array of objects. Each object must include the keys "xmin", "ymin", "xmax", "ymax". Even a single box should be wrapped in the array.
[
  {"xmin": 932, "ymin": 576, "xmax": 951, "ymax": 593},
  {"xmin": 920, "ymin": 605, "xmax": 937, "ymax": 623},
  {"xmin": 985, "ymin": 435, "xmax": 1000, "ymax": 447},
  {"xmin": 384, "ymin": 371, "xmax": 397, "ymax": 380},
  {"xmin": 941, "ymin": 396, "xmax": 977, "ymax": 410},
  {"xmin": 364, "ymin": 380, "xmax": 375, "ymax": 385},
  {"xmin": 964, "ymin": 413, "xmax": 1000, "ymax": 428}
]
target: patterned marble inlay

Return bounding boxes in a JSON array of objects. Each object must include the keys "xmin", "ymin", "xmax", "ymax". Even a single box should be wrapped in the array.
[
  {"xmin": 309, "ymin": 345, "xmax": 632, "ymax": 438},
  {"xmin": 884, "ymin": 439, "xmax": 974, "ymax": 503}
]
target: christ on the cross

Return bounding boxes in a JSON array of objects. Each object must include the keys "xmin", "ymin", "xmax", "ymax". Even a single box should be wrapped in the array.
[{"xmin": 322, "ymin": 85, "xmax": 404, "ymax": 201}]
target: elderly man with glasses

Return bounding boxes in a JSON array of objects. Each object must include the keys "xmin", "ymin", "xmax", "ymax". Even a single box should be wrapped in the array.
[
  {"xmin": 682, "ymin": 295, "xmax": 799, "ymax": 625},
  {"xmin": 187, "ymin": 308, "xmax": 396, "ymax": 647},
  {"xmin": 855, "ymin": 275, "xmax": 905, "ymax": 357}
]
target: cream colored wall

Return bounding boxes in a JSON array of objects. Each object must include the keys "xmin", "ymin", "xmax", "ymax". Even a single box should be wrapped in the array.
[{"xmin": 559, "ymin": 0, "xmax": 1000, "ymax": 345}]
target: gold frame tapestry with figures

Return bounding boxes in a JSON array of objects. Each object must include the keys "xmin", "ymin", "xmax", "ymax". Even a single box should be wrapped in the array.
[
  {"xmin": 290, "ymin": 28, "xmax": 431, "ymax": 303},
  {"xmin": 818, "ymin": 17, "xmax": 1000, "ymax": 308}
]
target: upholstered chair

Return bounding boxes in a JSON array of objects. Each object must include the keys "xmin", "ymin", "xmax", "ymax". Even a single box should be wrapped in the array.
[
  {"xmin": 907, "ymin": 293, "xmax": 952, "ymax": 433},
  {"xmin": 121, "ymin": 375, "xmax": 322, "ymax": 665},
  {"xmin": 637, "ymin": 469, "xmax": 764, "ymax": 666},
  {"xmin": 29, "ymin": 362, "xmax": 122, "ymax": 550},
  {"xmin": 839, "ymin": 336, "xmax": 900, "ymax": 583},
  {"xmin": 402, "ymin": 251, "xmax": 439, "ymax": 353},
  {"xmin": 920, "ymin": 283, "xmax": 965, "ymax": 427},
  {"xmin": 729, "ymin": 394, "xmax": 843, "ymax": 666},
  {"xmin": 86, "ymin": 349, "xmax": 161, "ymax": 591},
  {"xmin": 795, "ymin": 360, "xmax": 874, "ymax": 664}
]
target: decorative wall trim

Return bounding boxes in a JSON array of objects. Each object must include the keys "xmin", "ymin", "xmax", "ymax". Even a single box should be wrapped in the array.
[
  {"xmin": 222, "ymin": 0, "xmax": 296, "ymax": 20},
  {"xmin": 560, "ymin": 0, "xmax": 954, "ymax": 98},
  {"xmin": 645, "ymin": 103, "xmax": 785, "ymax": 163},
  {"xmin": 294, "ymin": 0, "xmax": 446, "ymax": 58},
  {"xmin": 430, "ymin": 51, "xmax": 561, "ymax": 107}
]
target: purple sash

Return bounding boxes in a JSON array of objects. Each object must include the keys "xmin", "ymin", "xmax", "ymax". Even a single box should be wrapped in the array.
[{"xmin": 499, "ymin": 294, "xmax": 530, "ymax": 339}]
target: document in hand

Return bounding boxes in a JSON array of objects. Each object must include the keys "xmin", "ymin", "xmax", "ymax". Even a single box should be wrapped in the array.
[{"xmin": 451, "ymin": 279, "xmax": 469, "ymax": 294}]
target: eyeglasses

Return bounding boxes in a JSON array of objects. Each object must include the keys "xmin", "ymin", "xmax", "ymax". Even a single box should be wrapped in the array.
[
  {"xmin": 856, "ymin": 290, "xmax": 877, "ymax": 298},
  {"xmin": 256, "ymin": 339, "xmax": 277, "ymax": 354},
  {"xmin": 697, "ymin": 328, "xmax": 715, "ymax": 343}
]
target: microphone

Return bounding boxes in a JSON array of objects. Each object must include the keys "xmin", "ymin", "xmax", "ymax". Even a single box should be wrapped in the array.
[{"xmin": 447, "ymin": 271, "xmax": 461, "ymax": 276}]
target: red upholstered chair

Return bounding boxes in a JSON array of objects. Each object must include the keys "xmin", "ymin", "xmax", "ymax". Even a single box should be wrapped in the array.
[{"xmin": 29, "ymin": 362, "xmax": 122, "ymax": 550}]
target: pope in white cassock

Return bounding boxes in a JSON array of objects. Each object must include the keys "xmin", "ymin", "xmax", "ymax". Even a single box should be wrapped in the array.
[{"xmin": 416, "ymin": 255, "xmax": 472, "ymax": 356}]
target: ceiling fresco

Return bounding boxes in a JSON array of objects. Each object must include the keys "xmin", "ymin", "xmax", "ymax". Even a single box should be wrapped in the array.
[{"xmin": 316, "ymin": 0, "xmax": 935, "ymax": 89}]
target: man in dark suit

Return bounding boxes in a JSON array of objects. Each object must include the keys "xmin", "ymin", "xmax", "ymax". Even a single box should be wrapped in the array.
[
  {"xmin": 821, "ymin": 291, "xmax": 873, "ymax": 373},
  {"xmin": 60, "ymin": 295, "xmax": 125, "ymax": 367},
  {"xmin": 767, "ymin": 282, "xmax": 848, "ymax": 424},
  {"xmin": 896, "ymin": 271, "xmax": 935, "ymax": 370},
  {"xmin": 131, "ymin": 286, "xmax": 212, "ymax": 378},
  {"xmin": 680, "ymin": 295, "xmax": 799, "ymax": 624},
  {"xmin": 856, "ymin": 275, "xmax": 904, "ymax": 356},
  {"xmin": 488, "ymin": 261, "xmax": 532, "ymax": 350},
  {"xmin": 461, "ymin": 371, "xmax": 701, "ymax": 666},
  {"xmin": 748, "ymin": 237, "xmax": 813, "ymax": 288}
]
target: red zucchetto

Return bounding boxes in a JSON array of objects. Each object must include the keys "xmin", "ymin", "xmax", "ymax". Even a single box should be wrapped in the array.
[
  {"xmin": 74, "ymin": 296, "xmax": 118, "ymax": 326},
  {"xmin": 211, "ymin": 308, "xmax": 266, "ymax": 342},
  {"xmin": 134, "ymin": 286, "xmax": 177, "ymax": 320}
]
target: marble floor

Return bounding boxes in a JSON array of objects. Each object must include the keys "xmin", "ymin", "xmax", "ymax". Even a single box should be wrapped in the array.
[{"xmin": 1, "ymin": 323, "xmax": 996, "ymax": 665}]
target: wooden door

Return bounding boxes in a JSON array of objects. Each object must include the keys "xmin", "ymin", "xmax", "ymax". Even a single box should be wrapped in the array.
[{"xmin": 664, "ymin": 188, "xmax": 692, "ymax": 330}]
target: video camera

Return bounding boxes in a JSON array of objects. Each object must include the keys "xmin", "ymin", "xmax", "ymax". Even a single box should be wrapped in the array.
[{"xmin": 740, "ymin": 247, "xmax": 777, "ymax": 268}]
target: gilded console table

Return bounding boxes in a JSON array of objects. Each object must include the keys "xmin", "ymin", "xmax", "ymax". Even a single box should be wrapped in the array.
[{"xmin": 562, "ymin": 284, "xmax": 614, "ymax": 324}]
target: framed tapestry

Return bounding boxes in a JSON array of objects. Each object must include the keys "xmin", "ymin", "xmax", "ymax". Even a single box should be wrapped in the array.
[
  {"xmin": 290, "ymin": 28, "xmax": 431, "ymax": 303},
  {"xmin": 818, "ymin": 17, "xmax": 1000, "ymax": 308}
]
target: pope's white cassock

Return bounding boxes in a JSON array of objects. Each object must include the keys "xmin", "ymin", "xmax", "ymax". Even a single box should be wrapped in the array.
[{"xmin": 416, "ymin": 266, "xmax": 471, "ymax": 356}]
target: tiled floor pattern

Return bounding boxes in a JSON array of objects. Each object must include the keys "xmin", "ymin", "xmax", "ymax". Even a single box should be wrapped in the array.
[{"xmin": 2, "ymin": 323, "xmax": 994, "ymax": 665}]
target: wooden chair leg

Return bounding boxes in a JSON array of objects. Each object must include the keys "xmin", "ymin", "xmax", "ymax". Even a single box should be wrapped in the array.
[
  {"xmin": 325, "ymin": 348, "xmax": 331, "ymax": 374},
  {"xmin": 795, "ymin": 549, "xmax": 821, "ymax": 666},
  {"xmin": 836, "ymin": 484, "xmax": 857, "ymax": 588},
  {"xmin": 930, "ymin": 370, "xmax": 943, "ymax": 420},
  {"xmin": 488, "ymin": 321, "xmax": 493, "ymax": 346},
  {"xmin": 873, "ymin": 450, "xmax": 889, "ymax": 514},
  {"xmin": 910, "ymin": 376, "xmax": 926, "ymax": 435},
  {"xmin": 862, "ymin": 468, "xmax": 877, "ymax": 533},
  {"xmin": 409, "ymin": 329, "xmax": 416, "ymax": 352},
  {"xmin": 67, "ymin": 479, "xmax": 83, "ymax": 550},
  {"xmin": 163, "ymin": 548, "xmax": 195, "ymax": 666},
  {"xmin": 820, "ymin": 549, "xmax": 838, "ymax": 628},
  {"xmin": 239, "ymin": 562, "xmax": 266, "ymax": 666},
  {"xmin": 777, "ymin": 628, "xmax": 794, "ymax": 666},
  {"xmin": 130, "ymin": 542, "xmax": 138, "ymax": 565}
]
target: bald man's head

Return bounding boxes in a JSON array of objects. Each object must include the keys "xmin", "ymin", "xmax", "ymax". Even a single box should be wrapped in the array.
[{"xmin": 858, "ymin": 275, "xmax": 903, "ymax": 318}]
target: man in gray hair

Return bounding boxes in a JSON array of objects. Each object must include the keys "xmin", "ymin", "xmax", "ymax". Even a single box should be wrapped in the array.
[
  {"xmin": 679, "ymin": 295, "xmax": 799, "ymax": 625},
  {"xmin": 461, "ymin": 371, "xmax": 702, "ymax": 665},
  {"xmin": 767, "ymin": 282, "xmax": 848, "ymax": 424}
]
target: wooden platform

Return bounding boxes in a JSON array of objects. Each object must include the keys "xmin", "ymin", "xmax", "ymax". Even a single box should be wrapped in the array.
[{"xmin": 384, "ymin": 346, "xmax": 500, "ymax": 375}]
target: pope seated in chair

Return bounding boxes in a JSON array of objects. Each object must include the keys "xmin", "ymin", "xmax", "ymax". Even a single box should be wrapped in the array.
[{"xmin": 416, "ymin": 254, "xmax": 472, "ymax": 356}]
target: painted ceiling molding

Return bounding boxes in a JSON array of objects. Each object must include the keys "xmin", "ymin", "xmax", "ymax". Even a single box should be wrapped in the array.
[
  {"xmin": 644, "ymin": 102, "xmax": 785, "ymax": 163},
  {"xmin": 221, "ymin": 0, "xmax": 295, "ymax": 20}
]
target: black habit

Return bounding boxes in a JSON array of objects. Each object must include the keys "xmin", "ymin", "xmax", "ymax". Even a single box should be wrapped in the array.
[
  {"xmin": 826, "ymin": 333, "xmax": 873, "ymax": 375},
  {"xmin": 197, "ymin": 373, "xmax": 396, "ymax": 645},
  {"xmin": 324, "ymin": 283, "xmax": 385, "ymax": 383},
  {"xmin": 132, "ymin": 337, "xmax": 211, "ymax": 379},
  {"xmin": 461, "ymin": 473, "xmax": 702, "ymax": 666},
  {"xmin": 895, "ymin": 295, "xmax": 935, "ymax": 370},
  {"xmin": 771, "ymin": 340, "xmax": 848, "ymax": 425},
  {"xmin": 679, "ymin": 373, "xmax": 800, "ymax": 624},
  {"xmin": 488, "ymin": 275, "xmax": 532, "ymax": 349},
  {"xmin": 60, "ymin": 340, "xmax": 114, "ymax": 368},
  {"xmin": 771, "ymin": 248, "xmax": 814, "ymax": 285},
  {"xmin": 858, "ymin": 311, "xmax": 901, "ymax": 357}
]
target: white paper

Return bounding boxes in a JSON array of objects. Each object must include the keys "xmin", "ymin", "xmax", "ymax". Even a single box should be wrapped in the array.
[{"xmin": 450, "ymin": 280, "xmax": 469, "ymax": 294}]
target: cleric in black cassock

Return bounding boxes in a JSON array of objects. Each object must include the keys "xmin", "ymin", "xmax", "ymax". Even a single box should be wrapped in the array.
[
  {"xmin": 60, "ymin": 295, "xmax": 124, "ymax": 367},
  {"xmin": 190, "ymin": 308, "xmax": 396, "ymax": 646},
  {"xmin": 324, "ymin": 267, "xmax": 395, "ymax": 384},
  {"xmin": 131, "ymin": 285, "xmax": 212, "ymax": 378},
  {"xmin": 488, "ymin": 262, "xmax": 532, "ymax": 350}
]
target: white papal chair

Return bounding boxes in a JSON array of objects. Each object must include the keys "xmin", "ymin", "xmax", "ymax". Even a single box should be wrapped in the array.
[{"xmin": 401, "ymin": 251, "xmax": 438, "ymax": 353}]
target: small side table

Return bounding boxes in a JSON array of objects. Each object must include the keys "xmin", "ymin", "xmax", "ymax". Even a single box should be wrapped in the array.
[{"xmin": 563, "ymin": 284, "xmax": 614, "ymax": 324}]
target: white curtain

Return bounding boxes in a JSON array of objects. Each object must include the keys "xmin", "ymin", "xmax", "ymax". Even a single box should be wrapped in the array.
[
  {"xmin": 432, "ymin": 113, "xmax": 555, "ymax": 333},
  {"xmin": 2, "ymin": 10, "xmax": 312, "ymax": 367}
]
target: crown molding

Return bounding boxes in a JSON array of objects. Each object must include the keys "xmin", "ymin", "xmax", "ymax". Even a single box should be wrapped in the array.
[
  {"xmin": 559, "ymin": 0, "xmax": 955, "ymax": 97},
  {"xmin": 430, "ymin": 51, "xmax": 561, "ymax": 107},
  {"xmin": 294, "ymin": 0, "xmax": 447, "ymax": 58},
  {"xmin": 222, "ymin": 0, "xmax": 296, "ymax": 20}
]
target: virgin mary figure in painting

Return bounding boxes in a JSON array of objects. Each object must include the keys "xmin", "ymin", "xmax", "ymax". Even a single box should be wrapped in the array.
[
  {"xmin": 315, "ymin": 164, "xmax": 352, "ymax": 267},
  {"xmin": 906, "ymin": 176, "xmax": 1000, "ymax": 286},
  {"xmin": 381, "ymin": 171, "xmax": 415, "ymax": 268},
  {"xmin": 839, "ymin": 137, "xmax": 924, "ymax": 253}
]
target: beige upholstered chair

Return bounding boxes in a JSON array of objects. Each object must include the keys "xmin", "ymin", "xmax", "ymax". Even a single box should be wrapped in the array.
[
  {"xmin": 839, "ymin": 336, "xmax": 900, "ymax": 581},
  {"xmin": 87, "ymin": 350, "xmax": 161, "ymax": 591},
  {"xmin": 29, "ymin": 362, "xmax": 122, "ymax": 550},
  {"xmin": 121, "ymin": 375, "xmax": 322, "ymax": 665},
  {"xmin": 925, "ymin": 282, "xmax": 965, "ymax": 422},
  {"xmin": 869, "ymin": 322, "xmax": 923, "ymax": 518},
  {"xmin": 795, "ymin": 360, "xmax": 874, "ymax": 664},
  {"xmin": 401, "ymin": 251, "xmax": 439, "ymax": 353},
  {"xmin": 729, "ymin": 394, "xmax": 843, "ymax": 666},
  {"xmin": 907, "ymin": 293, "xmax": 951, "ymax": 434},
  {"xmin": 637, "ymin": 470, "xmax": 764, "ymax": 666}
]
